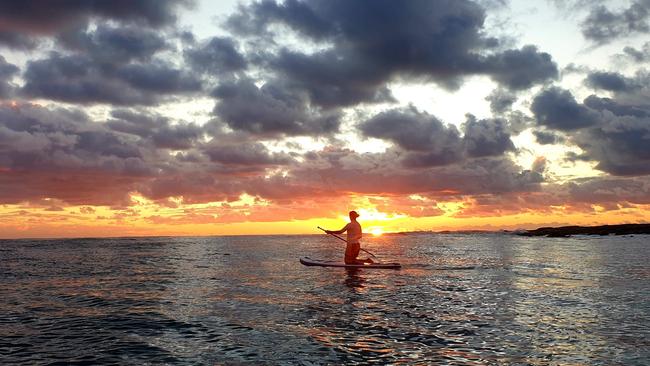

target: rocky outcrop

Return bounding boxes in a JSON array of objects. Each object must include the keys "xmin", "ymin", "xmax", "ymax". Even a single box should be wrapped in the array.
[{"xmin": 518, "ymin": 224, "xmax": 650, "ymax": 237}]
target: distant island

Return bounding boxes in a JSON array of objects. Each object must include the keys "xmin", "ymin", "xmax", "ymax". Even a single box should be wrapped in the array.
[
  {"xmin": 517, "ymin": 223, "xmax": 650, "ymax": 237},
  {"xmin": 385, "ymin": 224, "xmax": 650, "ymax": 237}
]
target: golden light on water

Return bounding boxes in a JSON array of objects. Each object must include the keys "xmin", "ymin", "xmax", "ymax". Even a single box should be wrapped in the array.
[{"xmin": 369, "ymin": 227, "xmax": 384, "ymax": 236}]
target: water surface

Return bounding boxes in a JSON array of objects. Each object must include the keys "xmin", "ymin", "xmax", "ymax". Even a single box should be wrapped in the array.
[{"xmin": 1, "ymin": 233, "xmax": 648, "ymax": 364}]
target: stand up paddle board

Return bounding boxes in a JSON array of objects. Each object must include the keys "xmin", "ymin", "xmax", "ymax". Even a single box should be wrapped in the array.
[{"xmin": 300, "ymin": 256, "xmax": 401, "ymax": 269}]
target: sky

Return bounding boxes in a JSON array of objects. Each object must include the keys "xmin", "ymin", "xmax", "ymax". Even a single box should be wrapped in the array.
[{"xmin": 1, "ymin": 0, "xmax": 649, "ymax": 238}]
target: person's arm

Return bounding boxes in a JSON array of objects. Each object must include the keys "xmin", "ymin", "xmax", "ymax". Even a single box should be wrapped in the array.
[{"xmin": 326, "ymin": 223, "xmax": 348, "ymax": 235}]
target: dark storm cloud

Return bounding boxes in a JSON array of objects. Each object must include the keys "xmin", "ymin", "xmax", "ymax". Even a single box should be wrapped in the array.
[
  {"xmin": 581, "ymin": 0, "xmax": 650, "ymax": 44},
  {"xmin": 531, "ymin": 87, "xmax": 600, "ymax": 130},
  {"xmin": 584, "ymin": 95, "xmax": 650, "ymax": 118},
  {"xmin": 462, "ymin": 115, "xmax": 515, "ymax": 158},
  {"xmin": 583, "ymin": 69, "xmax": 650, "ymax": 109},
  {"xmin": 572, "ymin": 114, "xmax": 650, "ymax": 176},
  {"xmin": 360, "ymin": 107, "xmax": 464, "ymax": 167},
  {"xmin": 202, "ymin": 141, "xmax": 293, "ymax": 166},
  {"xmin": 0, "ymin": 104, "xmax": 146, "ymax": 175},
  {"xmin": 115, "ymin": 63, "xmax": 202, "ymax": 94},
  {"xmin": 57, "ymin": 24, "xmax": 169, "ymax": 64},
  {"xmin": 21, "ymin": 52, "xmax": 202, "ymax": 105},
  {"xmin": 212, "ymin": 78, "xmax": 340, "ymax": 136},
  {"xmin": 532, "ymin": 83, "xmax": 650, "ymax": 176},
  {"xmin": 0, "ymin": 31, "xmax": 38, "ymax": 50},
  {"xmin": 185, "ymin": 37, "xmax": 247, "ymax": 74},
  {"xmin": 533, "ymin": 130, "xmax": 565, "ymax": 145},
  {"xmin": 585, "ymin": 71, "xmax": 640, "ymax": 92},
  {"xmin": 360, "ymin": 106, "xmax": 461, "ymax": 152},
  {"xmin": 0, "ymin": 56, "xmax": 19, "ymax": 98},
  {"xmin": 270, "ymin": 49, "xmax": 396, "ymax": 108},
  {"xmin": 227, "ymin": 0, "xmax": 557, "ymax": 107},
  {"xmin": 0, "ymin": 0, "xmax": 193, "ymax": 34},
  {"xmin": 480, "ymin": 45, "xmax": 558, "ymax": 90},
  {"xmin": 107, "ymin": 109, "xmax": 204, "ymax": 150},
  {"xmin": 359, "ymin": 107, "xmax": 515, "ymax": 167},
  {"xmin": 486, "ymin": 88, "xmax": 516, "ymax": 114}
]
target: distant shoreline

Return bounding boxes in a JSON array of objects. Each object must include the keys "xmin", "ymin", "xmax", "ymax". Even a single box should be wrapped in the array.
[
  {"xmin": 387, "ymin": 223, "xmax": 650, "ymax": 237},
  {"xmin": 516, "ymin": 223, "xmax": 650, "ymax": 237}
]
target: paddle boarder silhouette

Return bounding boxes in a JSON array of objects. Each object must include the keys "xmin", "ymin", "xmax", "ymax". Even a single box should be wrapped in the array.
[{"xmin": 323, "ymin": 210, "xmax": 373, "ymax": 265}]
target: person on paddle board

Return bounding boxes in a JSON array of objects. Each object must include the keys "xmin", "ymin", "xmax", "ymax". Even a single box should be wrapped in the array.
[{"xmin": 324, "ymin": 211, "xmax": 373, "ymax": 265}]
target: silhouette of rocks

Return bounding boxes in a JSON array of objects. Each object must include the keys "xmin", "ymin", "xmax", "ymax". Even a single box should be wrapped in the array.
[{"xmin": 518, "ymin": 224, "xmax": 650, "ymax": 237}]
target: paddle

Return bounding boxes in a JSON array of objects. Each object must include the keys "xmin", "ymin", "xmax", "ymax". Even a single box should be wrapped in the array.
[{"xmin": 317, "ymin": 226, "xmax": 377, "ymax": 259}]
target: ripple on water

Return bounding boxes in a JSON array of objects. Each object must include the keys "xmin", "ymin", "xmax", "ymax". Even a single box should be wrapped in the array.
[{"xmin": 0, "ymin": 234, "xmax": 648, "ymax": 364}]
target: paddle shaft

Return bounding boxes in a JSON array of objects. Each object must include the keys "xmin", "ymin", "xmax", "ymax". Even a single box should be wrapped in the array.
[{"xmin": 317, "ymin": 226, "xmax": 377, "ymax": 258}]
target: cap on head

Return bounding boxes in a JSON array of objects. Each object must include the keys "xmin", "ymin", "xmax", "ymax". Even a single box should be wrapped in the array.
[{"xmin": 349, "ymin": 210, "xmax": 359, "ymax": 219}]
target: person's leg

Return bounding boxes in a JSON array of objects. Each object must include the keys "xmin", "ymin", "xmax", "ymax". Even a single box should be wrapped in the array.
[
  {"xmin": 349, "ymin": 243, "xmax": 374, "ymax": 264},
  {"xmin": 345, "ymin": 242, "xmax": 361, "ymax": 264}
]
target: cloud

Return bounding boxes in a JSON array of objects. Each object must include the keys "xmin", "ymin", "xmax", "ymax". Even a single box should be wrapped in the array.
[
  {"xmin": 584, "ymin": 94, "xmax": 650, "ymax": 118},
  {"xmin": 572, "ymin": 113, "xmax": 650, "ymax": 176},
  {"xmin": 581, "ymin": 0, "xmax": 650, "ymax": 44},
  {"xmin": 462, "ymin": 115, "xmax": 515, "ymax": 158},
  {"xmin": 202, "ymin": 140, "xmax": 293, "ymax": 167},
  {"xmin": 227, "ymin": 0, "xmax": 557, "ymax": 107},
  {"xmin": 0, "ymin": 103, "xmax": 300, "ymax": 206},
  {"xmin": 531, "ymin": 87, "xmax": 601, "ymax": 130},
  {"xmin": 486, "ymin": 88, "xmax": 517, "ymax": 114},
  {"xmin": 0, "ymin": 56, "xmax": 19, "ymax": 98},
  {"xmin": 0, "ymin": 31, "xmax": 38, "ymax": 50},
  {"xmin": 0, "ymin": 103, "xmax": 155, "ymax": 205},
  {"xmin": 0, "ymin": 101, "xmax": 546, "ymax": 215},
  {"xmin": 3, "ymin": 0, "xmax": 648, "ymax": 226},
  {"xmin": 360, "ymin": 107, "xmax": 515, "ymax": 167},
  {"xmin": 585, "ymin": 71, "xmax": 641, "ymax": 92},
  {"xmin": 21, "ymin": 52, "xmax": 202, "ymax": 105},
  {"xmin": 107, "ymin": 109, "xmax": 204, "ymax": 150},
  {"xmin": 185, "ymin": 36, "xmax": 247, "ymax": 74},
  {"xmin": 360, "ymin": 106, "xmax": 460, "ymax": 152},
  {"xmin": 359, "ymin": 106, "xmax": 464, "ymax": 167},
  {"xmin": 622, "ymin": 42, "xmax": 650, "ymax": 62},
  {"xmin": 532, "ymin": 82, "xmax": 650, "ymax": 176},
  {"xmin": 531, "ymin": 156, "xmax": 547, "ymax": 175},
  {"xmin": 480, "ymin": 45, "xmax": 558, "ymax": 90},
  {"xmin": 212, "ymin": 78, "xmax": 340, "ymax": 136},
  {"xmin": 550, "ymin": 0, "xmax": 607, "ymax": 12},
  {"xmin": 568, "ymin": 176, "xmax": 650, "ymax": 205},
  {"xmin": 57, "ymin": 24, "xmax": 169, "ymax": 64},
  {"xmin": 291, "ymin": 148, "xmax": 544, "ymax": 197},
  {"xmin": 533, "ymin": 130, "xmax": 565, "ymax": 145},
  {"xmin": 0, "ymin": 1, "xmax": 193, "ymax": 35},
  {"xmin": 584, "ymin": 69, "xmax": 650, "ymax": 108},
  {"xmin": 268, "ymin": 49, "xmax": 396, "ymax": 108},
  {"xmin": 0, "ymin": 104, "xmax": 148, "ymax": 173}
]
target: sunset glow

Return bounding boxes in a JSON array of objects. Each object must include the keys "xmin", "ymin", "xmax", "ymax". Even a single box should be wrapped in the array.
[
  {"xmin": 369, "ymin": 227, "xmax": 384, "ymax": 237},
  {"xmin": 1, "ymin": 0, "xmax": 649, "ymax": 238}
]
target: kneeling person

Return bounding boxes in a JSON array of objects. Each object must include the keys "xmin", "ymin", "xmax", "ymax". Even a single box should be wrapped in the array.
[{"xmin": 324, "ymin": 210, "xmax": 372, "ymax": 264}]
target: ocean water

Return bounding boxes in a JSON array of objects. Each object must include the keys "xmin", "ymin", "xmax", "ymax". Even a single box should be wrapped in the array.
[{"xmin": 0, "ymin": 233, "xmax": 648, "ymax": 365}]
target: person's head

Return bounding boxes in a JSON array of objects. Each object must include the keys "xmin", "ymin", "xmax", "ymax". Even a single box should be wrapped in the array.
[{"xmin": 349, "ymin": 210, "xmax": 359, "ymax": 221}]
